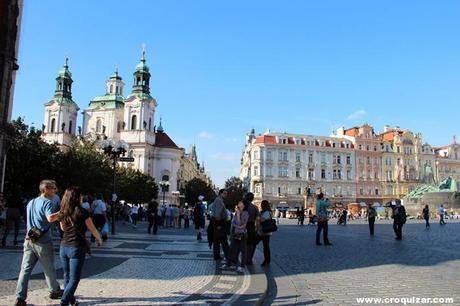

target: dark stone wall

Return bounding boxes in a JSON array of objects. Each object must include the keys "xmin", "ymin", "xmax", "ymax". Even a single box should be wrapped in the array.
[{"xmin": 0, "ymin": 0, "xmax": 22, "ymax": 191}]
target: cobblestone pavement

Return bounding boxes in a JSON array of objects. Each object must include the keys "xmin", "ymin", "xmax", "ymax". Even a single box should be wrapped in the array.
[
  {"xmin": 0, "ymin": 221, "xmax": 260, "ymax": 306},
  {"xmin": 261, "ymin": 218, "xmax": 460, "ymax": 305}
]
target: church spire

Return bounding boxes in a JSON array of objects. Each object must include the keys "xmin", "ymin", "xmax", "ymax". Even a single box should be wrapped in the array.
[
  {"xmin": 157, "ymin": 117, "xmax": 164, "ymax": 133},
  {"xmin": 131, "ymin": 44, "xmax": 151, "ymax": 96},
  {"xmin": 54, "ymin": 57, "xmax": 73, "ymax": 99}
]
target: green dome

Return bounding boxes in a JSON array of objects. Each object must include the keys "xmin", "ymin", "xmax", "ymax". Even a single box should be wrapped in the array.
[
  {"xmin": 134, "ymin": 51, "xmax": 149, "ymax": 73},
  {"xmin": 109, "ymin": 68, "xmax": 122, "ymax": 80},
  {"xmin": 58, "ymin": 58, "xmax": 72, "ymax": 78}
]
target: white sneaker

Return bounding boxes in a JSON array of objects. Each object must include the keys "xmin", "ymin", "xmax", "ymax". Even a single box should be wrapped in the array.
[
  {"xmin": 221, "ymin": 264, "xmax": 234, "ymax": 270},
  {"xmin": 236, "ymin": 267, "xmax": 244, "ymax": 273}
]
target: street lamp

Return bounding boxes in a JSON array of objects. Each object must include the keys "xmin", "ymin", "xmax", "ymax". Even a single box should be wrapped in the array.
[
  {"xmin": 101, "ymin": 138, "xmax": 129, "ymax": 235},
  {"xmin": 159, "ymin": 180, "xmax": 170, "ymax": 206}
]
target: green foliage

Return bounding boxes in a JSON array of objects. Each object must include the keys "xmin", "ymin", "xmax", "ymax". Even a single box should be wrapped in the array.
[
  {"xmin": 224, "ymin": 176, "xmax": 247, "ymax": 209},
  {"xmin": 4, "ymin": 117, "xmax": 158, "ymax": 204},
  {"xmin": 116, "ymin": 167, "xmax": 158, "ymax": 203},
  {"xmin": 184, "ymin": 178, "xmax": 216, "ymax": 206},
  {"xmin": 54, "ymin": 139, "xmax": 112, "ymax": 196},
  {"xmin": 4, "ymin": 117, "xmax": 60, "ymax": 202}
]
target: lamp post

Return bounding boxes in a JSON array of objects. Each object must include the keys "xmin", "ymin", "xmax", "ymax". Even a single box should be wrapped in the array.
[
  {"xmin": 101, "ymin": 138, "xmax": 129, "ymax": 235},
  {"xmin": 159, "ymin": 180, "xmax": 170, "ymax": 206}
]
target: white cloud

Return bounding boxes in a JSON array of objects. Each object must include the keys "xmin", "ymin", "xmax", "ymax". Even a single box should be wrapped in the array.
[
  {"xmin": 210, "ymin": 153, "xmax": 235, "ymax": 161},
  {"xmin": 347, "ymin": 109, "xmax": 366, "ymax": 120},
  {"xmin": 198, "ymin": 131, "xmax": 215, "ymax": 139}
]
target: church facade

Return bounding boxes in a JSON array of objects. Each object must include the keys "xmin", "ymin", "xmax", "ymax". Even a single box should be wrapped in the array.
[{"xmin": 42, "ymin": 53, "xmax": 209, "ymax": 204}]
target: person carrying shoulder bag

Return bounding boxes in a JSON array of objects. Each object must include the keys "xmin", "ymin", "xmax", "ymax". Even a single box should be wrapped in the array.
[
  {"xmin": 14, "ymin": 180, "xmax": 63, "ymax": 306},
  {"xmin": 255, "ymin": 200, "xmax": 274, "ymax": 266}
]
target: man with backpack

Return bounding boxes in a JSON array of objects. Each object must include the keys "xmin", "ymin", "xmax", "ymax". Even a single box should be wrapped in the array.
[
  {"xmin": 391, "ymin": 199, "xmax": 406, "ymax": 240},
  {"xmin": 194, "ymin": 196, "xmax": 206, "ymax": 240}
]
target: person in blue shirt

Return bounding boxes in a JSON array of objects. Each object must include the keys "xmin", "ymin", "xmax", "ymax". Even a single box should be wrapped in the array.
[
  {"xmin": 14, "ymin": 180, "xmax": 62, "ymax": 306},
  {"xmin": 315, "ymin": 192, "xmax": 332, "ymax": 246}
]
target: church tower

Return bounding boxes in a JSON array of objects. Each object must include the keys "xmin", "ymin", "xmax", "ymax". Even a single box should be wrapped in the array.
[
  {"xmin": 120, "ymin": 49, "xmax": 158, "ymax": 177},
  {"xmin": 121, "ymin": 50, "xmax": 157, "ymax": 144},
  {"xmin": 42, "ymin": 58, "xmax": 79, "ymax": 146},
  {"xmin": 83, "ymin": 68, "xmax": 125, "ymax": 141}
]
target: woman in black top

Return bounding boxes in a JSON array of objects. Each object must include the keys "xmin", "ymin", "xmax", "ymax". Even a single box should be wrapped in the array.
[
  {"xmin": 423, "ymin": 205, "xmax": 430, "ymax": 228},
  {"xmin": 59, "ymin": 187, "xmax": 101, "ymax": 306}
]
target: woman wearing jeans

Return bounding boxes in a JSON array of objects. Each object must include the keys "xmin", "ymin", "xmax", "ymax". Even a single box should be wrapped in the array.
[
  {"xmin": 255, "ymin": 200, "xmax": 273, "ymax": 266},
  {"xmin": 59, "ymin": 187, "xmax": 102, "ymax": 306}
]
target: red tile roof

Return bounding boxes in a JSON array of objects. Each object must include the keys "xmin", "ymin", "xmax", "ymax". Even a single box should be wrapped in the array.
[
  {"xmin": 254, "ymin": 135, "xmax": 277, "ymax": 144},
  {"xmin": 155, "ymin": 132, "xmax": 179, "ymax": 149},
  {"xmin": 344, "ymin": 127, "xmax": 359, "ymax": 137}
]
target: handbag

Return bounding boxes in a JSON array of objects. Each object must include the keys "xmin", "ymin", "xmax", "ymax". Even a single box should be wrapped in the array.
[
  {"xmin": 70, "ymin": 219, "xmax": 92, "ymax": 255},
  {"xmin": 231, "ymin": 231, "xmax": 245, "ymax": 240},
  {"xmin": 27, "ymin": 199, "xmax": 50, "ymax": 243},
  {"xmin": 261, "ymin": 212, "xmax": 278, "ymax": 233}
]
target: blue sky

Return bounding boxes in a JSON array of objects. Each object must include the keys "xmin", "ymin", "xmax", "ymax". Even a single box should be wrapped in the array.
[{"xmin": 13, "ymin": 0, "xmax": 460, "ymax": 187}]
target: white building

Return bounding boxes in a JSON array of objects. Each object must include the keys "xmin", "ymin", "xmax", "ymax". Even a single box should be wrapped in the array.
[
  {"xmin": 42, "ymin": 54, "xmax": 203, "ymax": 204},
  {"xmin": 240, "ymin": 129, "xmax": 356, "ymax": 213}
]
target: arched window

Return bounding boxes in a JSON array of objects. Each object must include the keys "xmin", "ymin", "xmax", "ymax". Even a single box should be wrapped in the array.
[
  {"xmin": 50, "ymin": 118, "xmax": 56, "ymax": 133},
  {"xmin": 131, "ymin": 115, "xmax": 137, "ymax": 130},
  {"xmin": 116, "ymin": 86, "xmax": 119, "ymax": 95},
  {"xmin": 68, "ymin": 120, "xmax": 73, "ymax": 134},
  {"xmin": 110, "ymin": 84, "xmax": 113, "ymax": 94},
  {"xmin": 148, "ymin": 118, "xmax": 152, "ymax": 131},
  {"xmin": 96, "ymin": 119, "xmax": 102, "ymax": 133}
]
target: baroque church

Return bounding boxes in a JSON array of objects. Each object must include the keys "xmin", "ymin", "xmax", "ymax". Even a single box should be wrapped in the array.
[{"xmin": 41, "ymin": 52, "xmax": 206, "ymax": 204}]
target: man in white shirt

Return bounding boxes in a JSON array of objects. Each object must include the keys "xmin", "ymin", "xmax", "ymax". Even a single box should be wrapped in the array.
[
  {"xmin": 438, "ymin": 204, "xmax": 446, "ymax": 225},
  {"xmin": 92, "ymin": 194, "xmax": 107, "ymax": 241},
  {"xmin": 81, "ymin": 196, "xmax": 91, "ymax": 213}
]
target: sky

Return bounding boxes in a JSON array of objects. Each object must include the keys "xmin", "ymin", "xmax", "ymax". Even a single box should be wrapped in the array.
[{"xmin": 12, "ymin": 0, "xmax": 460, "ymax": 187}]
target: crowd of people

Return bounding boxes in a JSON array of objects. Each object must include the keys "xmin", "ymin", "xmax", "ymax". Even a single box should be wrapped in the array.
[
  {"xmin": 192, "ymin": 190, "xmax": 276, "ymax": 274},
  {"xmin": 1, "ymin": 179, "xmax": 457, "ymax": 306}
]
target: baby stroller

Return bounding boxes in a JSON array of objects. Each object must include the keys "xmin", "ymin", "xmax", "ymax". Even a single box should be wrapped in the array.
[{"xmin": 337, "ymin": 213, "xmax": 346, "ymax": 225}]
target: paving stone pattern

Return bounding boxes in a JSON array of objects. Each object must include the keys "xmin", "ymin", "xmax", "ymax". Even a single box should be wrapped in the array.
[
  {"xmin": 0, "ymin": 223, "xmax": 249, "ymax": 305},
  {"xmin": 262, "ymin": 219, "xmax": 460, "ymax": 305}
]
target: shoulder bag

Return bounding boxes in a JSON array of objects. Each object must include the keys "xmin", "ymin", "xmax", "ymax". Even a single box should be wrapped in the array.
[
  {"xmin": 261, "ymin": 212, "xmax": 278, "ymax": 233},
  {"xmin": 27, "ymin": 199, "xmax": 50, "ymax": 243}
]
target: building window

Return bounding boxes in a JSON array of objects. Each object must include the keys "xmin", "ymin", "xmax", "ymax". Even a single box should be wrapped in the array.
[
  {"xmin": 254, "ymin": 166, "xmax": 259, "ymax": 176},
  {"xmin": 110, "ymin": 84, "xmax": 113, "ymax": 94},
  {"xmin": 278, "ymin": 167, "xmax": 288, "ymax": 177},
  {"xmin": 321, "ymin": 153, "xmax": 326, "ymax": 163},
  {"xmin": 266, "ymin": 167, "xmax": 273, "ymax": 176},
  {"xmin": 321, "ymin": 169, "xmax": 326, "ymax": 179},
  {"xmin": 298, "ymin": 187, "xmax": 302, "ymax": 195},
  {"xmin": 267, "ymin": 150, "xmax": 272, "ymax": 161},
  {"xmin": 347, "ymin": 170, "xmax": 351, "ymax": 180},
  {"xmin": 278, "ymin": 187, "xmax": 281, "ymax": 194},
  {"xmin": 308, "ymin": 169, "xmax": 314, "ymax": 180},
  {"xmin": 296, "ymin": 152, "xmax": 301, "ymax": 162},
  {"xmin": 367, "ymin": 157, "xmax": 371, "ymax": 165},
  {"xmin": 254, "ymin": 151, "xmax": 259, "ymax": 160},
  {"xmin": 131, "ymin": 115, "xmax": 137, "ymax": 130},
  {"xmin": 148, "ymin": 118, "xmax": 152, "ymax": 131},
  {"xmin": 278, "ymin": 151, "xmax": 288, "ymax": 161},
  {"xmin": 68, "ymin": 121, "xmax": 72, "ymax": 134},
  {"xmin": 337, "ymin": 169, "xmax": 342, "ymax": 180},
  {"xmin": 360, "ymin": 188, "xmax": 364, "ymax": 195},
  {"xmin": 346, "ymin": 155, "xmax": 351, "ymax": 165},
  {"xmin": 295, "ymin": 167, "xmax": 301, "ymax": 178},
  {"xmin": 308, "ymin": 152, "xmax": 313, "ymax": 163},
  {"xmin": 96, "ymin": 119, "xmax": 102, "ymax": 133},
  {"xmin": 375, "ymin": 188, "xmax": 379, "ymax": 195},
  {"xmin": 50, "ymin": 118, "xmax": 56, "ymax": 133}
]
